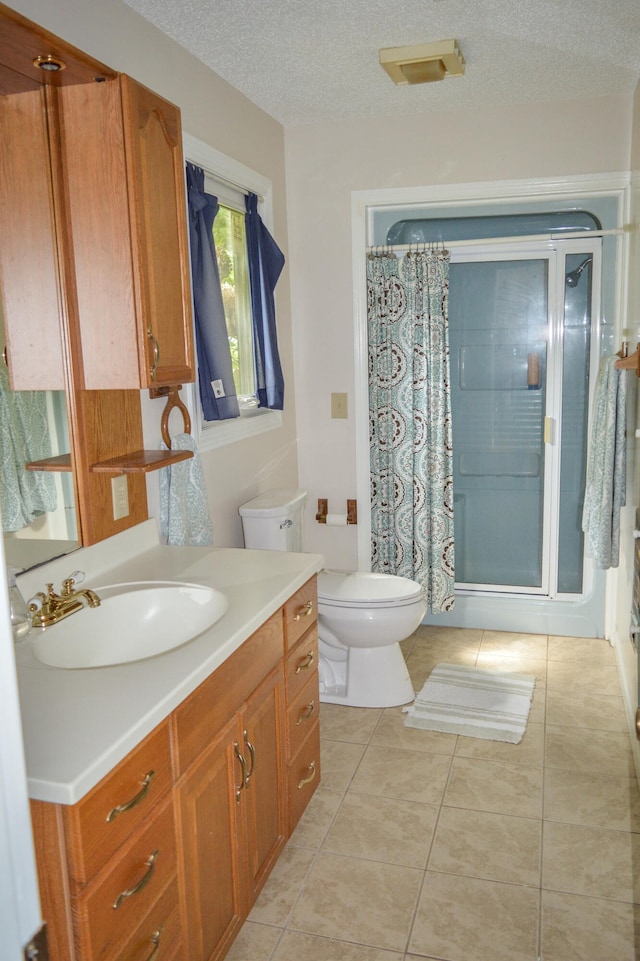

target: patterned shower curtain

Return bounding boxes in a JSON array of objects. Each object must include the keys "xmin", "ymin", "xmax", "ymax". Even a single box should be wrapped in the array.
[{"xmin": 367, "ymin": 248, "xmax": 455, "ymax": 613}]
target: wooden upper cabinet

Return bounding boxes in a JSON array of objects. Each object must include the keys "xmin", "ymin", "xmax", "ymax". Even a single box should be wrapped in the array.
[
  {"xmin": 57, "ymin": 74, "xmax": 195, "ymax": 389},
  {"xmin": 0, "ymin": 87, "xmax": 66, "ymax": 390}
]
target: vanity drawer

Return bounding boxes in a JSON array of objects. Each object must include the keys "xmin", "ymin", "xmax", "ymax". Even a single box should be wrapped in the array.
[
  {"xmin": 74, "ymin": 796, "xmax": 177, "ymax": 961},
  {"xmin": 286, "ymin": 673, "xmax": 319, "ymax": 761},
  {"xmin": 109, "ymin": 878, "xmax": 183, "ymax": 961},
  {"xmin": 287, "ymin": 721, "xmax": 320, "ymax": 833},
  {"xmin": 63, "ymin": 720, "xmax": 173, "ymax": 886},
  {"xmin": 285, "ymin": 627, "xmax": 318, "ymax": 704},
  {"xmin": 284, "ymin": 576, "xmax": 317, "ymax": 651}
]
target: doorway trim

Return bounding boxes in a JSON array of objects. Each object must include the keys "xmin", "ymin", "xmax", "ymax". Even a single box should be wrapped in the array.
[{"xmin": 351, "ymin": 173, "xmax": 629, "ymax": 618}]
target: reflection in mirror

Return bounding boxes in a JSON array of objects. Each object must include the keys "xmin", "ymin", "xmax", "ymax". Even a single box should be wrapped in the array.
[{"xmin": 0, "ymin": 302, "xmax": 78, "ymax": 572}]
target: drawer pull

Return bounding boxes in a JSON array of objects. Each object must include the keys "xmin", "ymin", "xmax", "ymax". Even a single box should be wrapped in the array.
[
  {"xmin": 106, "ymin": 770, "xmax": 155, "ymax": 822},
  {"xmin": 294, "ymin": 601, "xmax": 314, "ymax": 621},
  {"xmin": 234, "ymin": 742, "xmax": 247, "ymax": 802},
  {"xmin": 296, "ymin": 701, "xmax": 316, "ymax": 726},
  {"xmin": 295, "ymin": 651, "xmax": 314, "ymax": 674},
  {"xmin": 113, "ymin": 849, "xmax": 158, "ymax": 909},
  {"xmin": 144, "ymin": 927, "xmax": 163, "ymax": 961},
  {"xmin": 297, "ymin": 760, "xmax": 316, "ymax": 790},
  {"xmin": 243, "ymin": 730, "xmax": 256, "ymax": 787}
]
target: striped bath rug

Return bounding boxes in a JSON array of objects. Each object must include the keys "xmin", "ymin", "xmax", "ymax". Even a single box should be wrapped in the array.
[{"xmin": 403, "ymin": 663, "xmax": 535, "ymax": 743}]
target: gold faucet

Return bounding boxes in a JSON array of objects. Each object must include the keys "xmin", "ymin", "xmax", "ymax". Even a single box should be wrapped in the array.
[{"xmin": 28, "ymin": 577, "xmax": 101, "ymax": 629}]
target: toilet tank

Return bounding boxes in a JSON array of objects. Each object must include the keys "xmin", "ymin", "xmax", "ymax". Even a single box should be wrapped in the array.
[{"xmin": 238, "ymin": 488, "xmax": 307, "ymax": 552}]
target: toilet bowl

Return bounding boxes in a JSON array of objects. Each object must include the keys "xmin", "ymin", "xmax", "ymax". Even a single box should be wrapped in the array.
[
  {"xmin": 238, "ymin": 489, "xmax": 426, "ymax": 708},
  {"xmin": 317, "ymin": 570, "xmax": 426, "ymax": 707}
]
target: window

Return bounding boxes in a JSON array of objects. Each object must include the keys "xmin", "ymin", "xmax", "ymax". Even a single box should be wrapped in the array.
[
  {"xmin": 211, "ymin": 200, "xmax": 256, "ymax": 408},
  {"xmin": 183, "ymin": 134, "xmax": 282, "ymax": 451}
]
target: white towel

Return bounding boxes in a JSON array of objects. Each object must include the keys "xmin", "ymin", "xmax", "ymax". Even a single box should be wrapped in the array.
[
  {"xmin": 582, "ymin": 355, "xmax": 626, "ymax": 569},
  {"xmin": 159, "ymin": 433, "xmax": 214, "ymax": 546}
]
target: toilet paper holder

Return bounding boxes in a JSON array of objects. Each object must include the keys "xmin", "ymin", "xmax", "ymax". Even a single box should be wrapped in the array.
[{"xmin": 316, "ymin": 498, "xmax": 357, "ymax": 525}]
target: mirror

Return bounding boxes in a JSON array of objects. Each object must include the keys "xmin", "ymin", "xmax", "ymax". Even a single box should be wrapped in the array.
[{"xmin": 1, "ymin": 303, "xmax": 78, "ymax": 572}]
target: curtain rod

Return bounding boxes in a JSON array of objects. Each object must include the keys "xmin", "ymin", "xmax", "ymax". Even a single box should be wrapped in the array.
[
  {"xmin": 371, "ymin": 225, "xmax": 635, "ymax": 253},
  {"xmin": 201, "ymin": 165, "xmax": 265, "ymax": 204}
]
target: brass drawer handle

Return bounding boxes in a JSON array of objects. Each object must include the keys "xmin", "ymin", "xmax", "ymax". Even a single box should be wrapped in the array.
[
  {"xmin": 295, "ymin": 651, "xmax": 314, "ymax": 674},
  {"xmin": 113, "ymin": 849, "xmax": 159, "ymax": 909},
  {"xmin": 297, "ymin": 760, "xmax": 316, "ymax": 790},
  {"xmin": 296, "ymin": 701, "xmax": 316, "ymax": 726},
  {"xmin": 147, "ymin": 326, "xmax": 160, "ymax": 381},
  {"xmin": 293, "ymin": 601, "xmax": 313, "ymax": 621},
  {"xmin": 243, "ymin": 730, "xmax": 256, "ymax": 787},
  {"xmin": 107, "ymin": 770, "xmax": 155, "ymax": 822},
  {"xmin": 144, "ymin": 927, "xmax": 163, "ymax": 961},
  {"xmin": 234, "ymin": 741, "xmax": 247, "ymax": 803}
]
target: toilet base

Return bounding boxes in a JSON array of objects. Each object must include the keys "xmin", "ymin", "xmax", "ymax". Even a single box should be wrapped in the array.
[{"xmin": 318, "ymin": 641, "xmax": 415, "ymax": 708}]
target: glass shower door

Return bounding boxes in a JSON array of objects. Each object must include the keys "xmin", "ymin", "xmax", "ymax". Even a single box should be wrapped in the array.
[{"xmin": 449, "ymin": 256, "xmax": 550, "ymax": 592}]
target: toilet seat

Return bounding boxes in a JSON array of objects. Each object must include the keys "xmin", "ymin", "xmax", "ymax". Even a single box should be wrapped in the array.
[{"xmin": 317, "ymin": 570, "xmax": 424, "ymax": 609}]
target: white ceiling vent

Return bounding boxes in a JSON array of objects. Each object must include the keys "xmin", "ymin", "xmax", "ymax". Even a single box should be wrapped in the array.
[{"xmin": 379, "ymin": 39, "xmax": 465, "ymax": 85}]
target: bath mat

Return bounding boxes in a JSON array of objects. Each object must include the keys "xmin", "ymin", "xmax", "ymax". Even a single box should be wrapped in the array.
[{"xmin": 403, "ymin": 663, "xmax": 535, "ymax": 743}]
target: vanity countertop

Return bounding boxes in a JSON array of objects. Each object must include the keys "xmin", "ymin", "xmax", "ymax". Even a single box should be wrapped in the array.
[{"xmin": 14, "ymin": 521, "xmax": 323, "ymax": 806}]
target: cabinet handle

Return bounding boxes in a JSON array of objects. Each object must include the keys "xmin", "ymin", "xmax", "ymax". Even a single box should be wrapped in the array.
[
  {"xmin": 296, "ymin": 700, "xmax": 316, "ymax": 726},
  {"xmin": 234, "ymin": 742, "xmax": 247, "ymax": 803},
  {"xmin": 297, "ymin": 760, "xmax": 316, "ymax": 790},
  {"xmin": 294, "ymin": 601, "xmax": 313, "ymax": 621},
  {"xmin": 147, "ymin": 326, "xmax": 160, "ymax": 381},
  {"xmin": 143, "ymin": 927, "xmax": 163, "ymax": 961},
  {"xmin": 106, "ymin": 770, "xmax": 155, "ymax": 822},
  {"xmin": 113, "ymin": 849, "xmax": 159, "ymax": 909},
  {"xmin": 295, "ymin": 651, "xmax": 314, "ymax": 674},
  {"xmin": 243, "ymin": 730, "xmax": 256, "ymax": 787}
]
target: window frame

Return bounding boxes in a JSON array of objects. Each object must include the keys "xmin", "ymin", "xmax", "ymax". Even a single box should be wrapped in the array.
[{"xmin": 182, "ymin": 133, "xmax": 282, "ymax": 452}]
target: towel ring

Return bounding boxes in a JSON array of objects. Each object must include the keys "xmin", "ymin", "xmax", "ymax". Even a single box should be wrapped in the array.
[{"xmin": 150, "ymin": 385, "xmax": 191, "ymax": 449}]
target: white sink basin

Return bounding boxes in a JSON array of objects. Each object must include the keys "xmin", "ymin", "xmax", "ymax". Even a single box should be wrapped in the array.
[{"xmin": 32, "ymin": 581, "xmax": 228, "ymax": 669}]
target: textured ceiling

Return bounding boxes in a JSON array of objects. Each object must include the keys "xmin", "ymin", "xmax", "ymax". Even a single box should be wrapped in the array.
[{"xmin": 123, "ymin": 0, "xmax": 640, "ymax": 126}]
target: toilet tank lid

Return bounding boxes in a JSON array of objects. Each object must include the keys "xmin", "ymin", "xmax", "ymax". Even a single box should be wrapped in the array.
[
  {"xmin": 238, "ymin": 488, "xmax": 307, "ymax": 517},
  {"xmin": 318, "ymin": 570, "xmax": 424, "ymax": 602}
]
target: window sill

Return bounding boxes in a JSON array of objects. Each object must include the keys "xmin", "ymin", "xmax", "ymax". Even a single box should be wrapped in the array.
[{"xmin": 185, "ymin": 384, "xmax": 282, "ymax": 451}]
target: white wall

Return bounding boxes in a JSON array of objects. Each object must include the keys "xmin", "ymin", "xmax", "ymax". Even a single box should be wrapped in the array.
[
  {"xmin": 10, "ymin": 0, "xmax": 299, "ymax": 548},
  {"xmin": 285, "ymin": 95, "xmax": 634, "ymax": 569}
]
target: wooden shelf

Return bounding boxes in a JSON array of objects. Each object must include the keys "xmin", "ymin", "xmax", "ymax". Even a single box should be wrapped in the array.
[
  {"xmin": 25, "ymin": 454, "xmax": 72, "ymax": 473},
  {"xmin": 89, "ymin": 449, "xmax": 193, "ymax": 474}
]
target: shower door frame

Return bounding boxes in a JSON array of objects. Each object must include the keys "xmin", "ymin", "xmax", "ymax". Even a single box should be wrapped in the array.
[{"xmin": 446, "ymin": 237, "xmax": 602, "ymax": 601}]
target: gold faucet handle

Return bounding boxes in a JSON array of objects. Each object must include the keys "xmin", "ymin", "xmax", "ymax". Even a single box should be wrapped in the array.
[{"xmin": 61, "ymin": 578, "xmax": 76, "ymax": 596}]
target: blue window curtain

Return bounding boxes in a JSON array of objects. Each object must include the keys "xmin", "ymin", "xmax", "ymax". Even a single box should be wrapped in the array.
[
  {"xmin": 186, "ymin": 162, "xmax": 240, "ymax": 421},
  {"xmin": 245, "ymin": 192, "xmax": 285, "ymax": 410}
]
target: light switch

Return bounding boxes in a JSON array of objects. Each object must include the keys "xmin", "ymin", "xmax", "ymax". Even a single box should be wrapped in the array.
[{"xmin": 331, "ymin": 392, "xmax": 348, "ymax": 419}]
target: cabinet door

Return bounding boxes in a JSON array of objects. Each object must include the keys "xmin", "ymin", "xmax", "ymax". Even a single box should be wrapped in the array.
[
  {"xmin": 175, "ymin": 715, "xmax": 246, "ymax": 961},
  {"xmin": 120, "ymin": 75, "xmax": 195, "ymax": 388},
  {"xmin": 0, "ymin": 87, "xmax": 66, "ymax": 390},
  {"xmin": 57, "ymin": 75, "xmax": 194, "ymax": 390},
  {"xmin": 241, "ymin": 666, "xmax": 287, "ymax": 901}
]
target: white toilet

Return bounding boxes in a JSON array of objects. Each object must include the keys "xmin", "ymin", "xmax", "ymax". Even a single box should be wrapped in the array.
[{"xmin": 238, "ymin": 489, "xmax": 426, "ymax": 708}]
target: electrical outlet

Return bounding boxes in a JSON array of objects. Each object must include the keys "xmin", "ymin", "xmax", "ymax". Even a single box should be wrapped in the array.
[
  {"xmin": 331, "ymin": 392, "xmax": 348, "ymax": 419},
  {"xmin": 111, "ymin": 474, "xmax": 129, "ymax": 520}
]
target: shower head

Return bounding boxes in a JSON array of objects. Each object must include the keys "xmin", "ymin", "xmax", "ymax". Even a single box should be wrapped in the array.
[{"xmin": 565, "ymin": 258, "xmax": 592, "ymax": 288}]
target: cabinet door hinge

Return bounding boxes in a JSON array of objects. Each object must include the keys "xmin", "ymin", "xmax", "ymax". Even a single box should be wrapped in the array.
[{"xmin": 23, "ymin": 923, "xmax": 48, "ymax": 961}]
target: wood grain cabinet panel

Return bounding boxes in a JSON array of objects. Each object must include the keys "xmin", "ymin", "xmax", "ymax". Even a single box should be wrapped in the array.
[{"xmin": 56, "ymin": 73, "xmax": 194, "ymax": 389}]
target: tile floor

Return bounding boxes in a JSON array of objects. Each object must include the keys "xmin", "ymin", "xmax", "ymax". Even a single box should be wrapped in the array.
[{"xmin": 226, "ymin": 625, "xmax": 640, "ymax": 961}]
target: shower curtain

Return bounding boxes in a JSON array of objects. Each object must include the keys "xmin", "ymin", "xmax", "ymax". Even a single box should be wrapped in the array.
[{"xmin": 367, "ymin": 248, "xmax": 455, "ymax": 613}]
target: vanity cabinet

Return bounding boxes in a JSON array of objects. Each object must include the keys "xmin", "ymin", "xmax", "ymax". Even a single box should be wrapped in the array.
[
  {"xmin": 283, "ymin": 580, "xmax": 321, "ymax": 832},
  {"xmin": 56, "ymin": 73, "xmax": 195, "ymax": 389},
  {"xmin": 173, "ymin": 612, "xmax": 286, "ymax": 961},
  {"xmin": 30, "ymin": 578, "xmax": 319, "ymax": 961},
  {"xmin": 30, "ymin": 720, "xmax": 181, "ymax": 961}
]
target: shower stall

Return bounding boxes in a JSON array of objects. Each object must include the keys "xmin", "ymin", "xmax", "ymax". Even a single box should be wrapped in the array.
[{"xmin": 365, "ymin": 207, "xmax": 614, "ymax": 637}]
